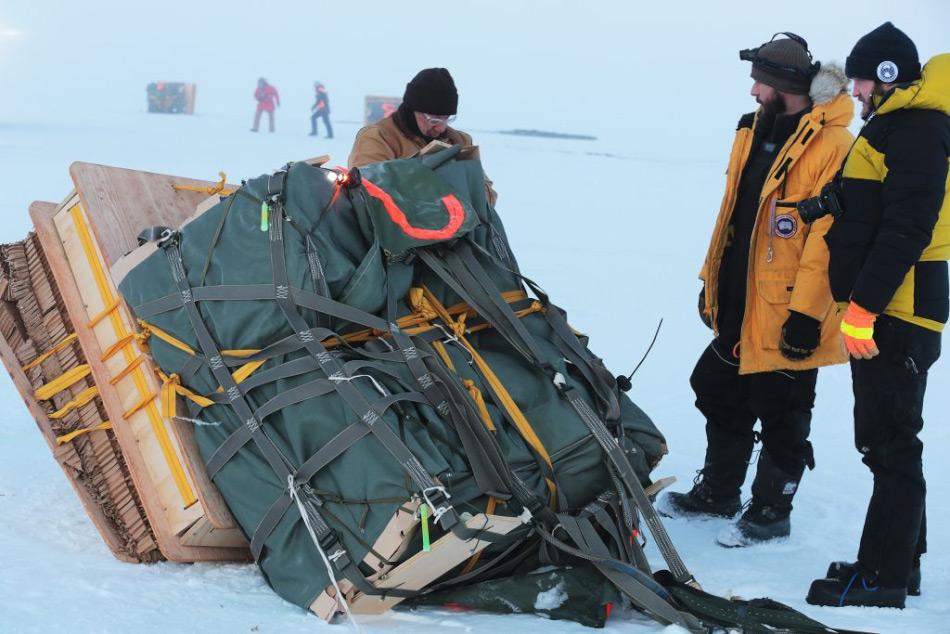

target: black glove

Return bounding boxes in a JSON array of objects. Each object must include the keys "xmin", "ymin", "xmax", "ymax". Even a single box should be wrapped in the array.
[
  {"xmin": 698, "ymin": 286, "xmax": 712, "ymax": 329},
  {"xmin": 780, "ymin": 310, "xmax": 821, "ymax": 360}
]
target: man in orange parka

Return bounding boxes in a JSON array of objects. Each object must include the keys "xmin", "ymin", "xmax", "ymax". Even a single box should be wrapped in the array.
[{"xmin": 658, "ymin": 33, "xmax": 853, "ymax": 547}]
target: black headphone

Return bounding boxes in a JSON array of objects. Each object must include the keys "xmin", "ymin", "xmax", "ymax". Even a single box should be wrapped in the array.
[{"xmin": 739, "ymin": 32, "xmax": 821, "ymax": 79}]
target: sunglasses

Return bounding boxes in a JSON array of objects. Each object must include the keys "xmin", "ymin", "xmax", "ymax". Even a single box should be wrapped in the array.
[
  {"xmin": 739, "ymin": 32, "xmax": 819, "ymax": 79},
  {"xmin": 421, "ymin": 113, "xmax": 457, "ymax": 125}
]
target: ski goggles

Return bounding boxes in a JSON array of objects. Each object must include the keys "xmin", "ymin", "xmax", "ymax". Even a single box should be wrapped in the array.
[{"xmin": 421, "ymin": 113, "xmax": 457, "ymax": 125}]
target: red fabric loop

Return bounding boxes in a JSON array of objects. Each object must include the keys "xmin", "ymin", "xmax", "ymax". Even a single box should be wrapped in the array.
[{"xmin": 362, "ymin": 178, "xmax": 465, "ymax": 240}]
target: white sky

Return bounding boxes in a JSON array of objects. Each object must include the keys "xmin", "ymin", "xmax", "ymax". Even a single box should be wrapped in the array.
[{"xmin": 1, "ymin": 0, "xmax": 947, "ymax": 140}]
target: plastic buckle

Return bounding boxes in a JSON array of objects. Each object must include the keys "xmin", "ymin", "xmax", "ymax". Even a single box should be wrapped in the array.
[{"xmin": 318, "ymin": 531, "xmax": 339, "ymax": 553}]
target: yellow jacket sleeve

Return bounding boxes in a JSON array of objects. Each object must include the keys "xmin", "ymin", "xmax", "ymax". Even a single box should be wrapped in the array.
[{"xmin": 788, "ymin": 132, "xmax": 852, "ymax": 321}]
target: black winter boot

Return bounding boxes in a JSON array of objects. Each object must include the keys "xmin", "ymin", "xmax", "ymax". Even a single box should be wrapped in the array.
[
  {"xmin": 716, "ymin": 503, "xmax": 790, "ymax": 547},
  {"xmin": 656, "ymin": 477, "xmax": 741, "ymax": 519},
  {"xmin": 716, "ymin": 450, "xmax": 801, "ymax": 547},
  {"xmin": 826, "ymin": 560, "xmax": 921, "ymax": 596},
  {"xmin": 806, "ymin": 571, "xmax": 906, "ymax": 608}
]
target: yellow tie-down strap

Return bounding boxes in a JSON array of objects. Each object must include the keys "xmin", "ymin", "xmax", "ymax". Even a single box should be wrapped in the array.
[
  {"xmin": 56, "ymin": 421, "xmax": 113, "ymax": 445},
  {"xmin": 21, "ymin": 333, "xmax": 79, "ymax": 373},
  {"xmin": 69, "ymin": 204, "xmax": 197, "ymax": 508},
  {"xmin": 414, "ymin": 286, "xmax": 555, "ymax": 486},
  {"xmin": 130, "ymin": 282, "xmax": 546, "ymax": 507},
  {"xmin": 171, "ymin": 171, "xmax": 235, "ymax": 197}
]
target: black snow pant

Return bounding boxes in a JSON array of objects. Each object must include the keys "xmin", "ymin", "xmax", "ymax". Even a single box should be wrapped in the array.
[
  {"xmin": 851, "ymin": 314, "xmax": 940, "ymax": 589},
  {"xmin": 690, "ymin": 340, "xmax": 817, "ymax": 513},
  {"xmin": 310, "ymin": 111, "xmax": 333, "ymax": 137}
]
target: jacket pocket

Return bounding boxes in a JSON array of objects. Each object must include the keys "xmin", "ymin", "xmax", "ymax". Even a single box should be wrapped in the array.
[
  {"xmin": 913, "ymin": 260, "xmax": 950, "ymax": 324},
  {"xmin": 824, "ymin": 218, "xmax": 877, "ymax": 302},
  {"xmin": 755, "ymin": 274, "xmax": 794, "ymax": 349}
]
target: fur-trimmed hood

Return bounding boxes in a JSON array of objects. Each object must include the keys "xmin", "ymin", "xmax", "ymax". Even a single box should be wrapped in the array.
[
  {"xmin": 810, "ymin": 62, "xmax": 849, "ymax": 105},
  {"xmin": 805, "ymin": 62, "xmax": 853, "ymax": 129}
]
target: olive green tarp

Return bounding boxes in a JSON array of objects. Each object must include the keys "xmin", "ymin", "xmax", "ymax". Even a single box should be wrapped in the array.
[{"xmin": 116, "ymin": 149, "xmax": 677, "ymax": 624}]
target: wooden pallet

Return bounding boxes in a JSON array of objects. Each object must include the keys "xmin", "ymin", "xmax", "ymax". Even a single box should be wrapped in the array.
[
  {"xmin": 0, "ymin": 221, "xmax": 159, "ymax": 562},
  {"xmin": 29, "ymin": 163, "xmax": 250, "ymax": 562},
  {"xmin": 313, "ymin": 513, "xmax": 524, "ymax": 618}
]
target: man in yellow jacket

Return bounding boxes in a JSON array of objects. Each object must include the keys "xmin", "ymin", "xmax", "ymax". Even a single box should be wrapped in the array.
[
  {"xmin": 659, "ymin": 33, "xmax": 853, "ymax": 547},
  {"xmin": 807, "ymin": 23, "xmax": 949, "ymax": 610}
]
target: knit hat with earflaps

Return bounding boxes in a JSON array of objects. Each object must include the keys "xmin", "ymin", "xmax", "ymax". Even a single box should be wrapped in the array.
[
  {"xmin": 845, "ymin": 22, "xmax": 920, "ymax": 84},
  {"xmin": 403, "ymin": 68, "xmax": 458, "ymax": 116},
  {"xmin": 747, "ymin": 36, "xmax": 815, "ymax": 95}
]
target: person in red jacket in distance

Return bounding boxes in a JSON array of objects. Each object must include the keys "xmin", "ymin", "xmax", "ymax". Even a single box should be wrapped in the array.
[{"xmin": 252, "ymin": 77, "xmax": 280, "ymax": 133}]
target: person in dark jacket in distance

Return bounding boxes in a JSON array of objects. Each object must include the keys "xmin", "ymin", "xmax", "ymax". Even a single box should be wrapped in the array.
[{"xmin": 309, "ymin": 82, "xmax": 333, "ymax": 138}]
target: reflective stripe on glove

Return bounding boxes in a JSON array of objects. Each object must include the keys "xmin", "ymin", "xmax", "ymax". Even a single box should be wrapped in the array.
[{"xmin": 840, "ymin": 301, "xmax": 879, "ymax": 360}]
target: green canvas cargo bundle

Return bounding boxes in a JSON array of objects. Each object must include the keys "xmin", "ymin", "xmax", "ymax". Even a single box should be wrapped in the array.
[{"xmin": 115, "ymin": 149, "xmax": 855, "ymax": 633}]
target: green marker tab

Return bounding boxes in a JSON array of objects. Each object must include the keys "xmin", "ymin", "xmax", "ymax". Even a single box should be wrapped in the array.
[
  {"xmin": 420, "ymin": 504, "xmax": 431, "ymax": 552},
  {"xmin": 260, "ymin": 200, "xmax": 269, "ymax": 232}
]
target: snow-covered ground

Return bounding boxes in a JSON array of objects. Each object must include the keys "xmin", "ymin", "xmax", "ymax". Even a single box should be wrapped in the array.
[{"xmin": 2, "ymin": 2, "xmax": 949, "ymax": 633}]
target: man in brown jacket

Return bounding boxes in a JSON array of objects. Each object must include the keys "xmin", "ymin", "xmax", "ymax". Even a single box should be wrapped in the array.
[
  {"xmin": 658, "ymin": 33, "xmax": 853, "ymax": 547},
  {"xmin": 349, "ymin": 68, "xmax": 496, "ymax": 204}
]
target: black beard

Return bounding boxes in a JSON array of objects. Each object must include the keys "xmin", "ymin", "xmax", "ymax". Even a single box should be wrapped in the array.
[{"xmin": 759, "ymin": 92, "xmax": 787, "ymax": 115}]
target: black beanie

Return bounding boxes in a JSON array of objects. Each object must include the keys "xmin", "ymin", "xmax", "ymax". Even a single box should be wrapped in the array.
[
  {"xmin": 749, "ymin": 37, "xmax": 814, "ymax": 95},
  {"xmin": 846, "ymin": 22, "xmax": 920, "ymax": 83},
  {"xmin": 403, "ymin": 68, "xmax": 458, "ymax": 116}
]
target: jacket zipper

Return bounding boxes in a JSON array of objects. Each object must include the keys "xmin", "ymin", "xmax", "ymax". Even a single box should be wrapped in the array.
[{"xmin": 767, "ymin": 197, "xmax": 777, "ymax": 263}]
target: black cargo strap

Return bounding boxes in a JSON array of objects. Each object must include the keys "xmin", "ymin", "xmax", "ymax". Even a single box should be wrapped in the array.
[
  {"xmin": 206, "ymin": 380, "xmax": 428, "ymax": 479},
  {"xmin": 303, "ymin": 234, "xmax": 332, "ymax": 329},
  {"xmin": 132, "ymin": 284, "xmax": 393, "ymax": 333},
  {"xmin": 422, "ymin": 313, "xmax": 565, "ymax": 508},
  {"xmin": 536, "ymin": 517, "xmax": 703, "ymax": 632},
  {"xmin": 448, "ymin": 244, "xmax": 551, "ymax": 367},
  {"xmin": 582, "ymin": 491, "xmax": 641, "ymax": 570},
  {"xmin": 440, "ymin": 250, "xmax": 551, "ymax": 372},
  {"xmin": 458, "ymin": 239, "xmax": 622, "ymax": 421},
  {"xmin": 249, "ymin": 424, "xmax": 367, "ymax": 560},
  {"xmin": 421, "ymin": 349, "xmax": 517, "ymax": 501},
  {"xmin": 265, "ymin": 201, "xmax": 518, "ymax": 548},
  {"xmin": 655, "ymin": 572, "xmax": 874, "ymax": 634},
  {"xmin": 157, "ymin": 233, "xmax": 428, "ymax": 603},
  {"xmin": 416, "ymin": 250, "xmax": 545, "ymax": 371},
  {"xmin": 383, "ymin": 260, "xmax": 522, "ymax": 502},
  {"xmin": 385, "ymin": 263, "xmax": 454, "ymax": 420},
  {"xmin": 266, "ymin": 209, "xmax": 449, "ymax": 517},
  {"xmin": 426, "ymin": 237, "xmax": 692, "ymax": 582},
  {"xmin": 204, "ymin": 377, "xmax": 338, "ymax": 476},
  {"xmin": 159, "ymin": 241, "xmax": 346, "ymax": 568},
  {"xmin": 557, "ymin": 380, "xmax": 693, "ymax": 585}
]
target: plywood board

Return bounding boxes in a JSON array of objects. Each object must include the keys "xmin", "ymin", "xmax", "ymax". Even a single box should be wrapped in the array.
[
  {"xmin": 0, "ymin": 302, "xmax": 144, "ymax": 563},
  {"xmin": 3, "ymin": 204, "xmax": 160, "ymax": 562},
  {"xmin": 310, "ymin": 499, "xmax": 421, "ymax": 620},
  {"xmin": 66, "ymin": 163, "xmax": 241, "ymax": 533},
  {"xmin": 312, "ymin": 513, "xmax": 524, "ymax": 618},
  {"xmin": 68, "ymin": 161, "xmax": 234, "ymax": 268},
  {"xmin": 32, "ymin": 199, "xmax": 246, "ymax": 562}
]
